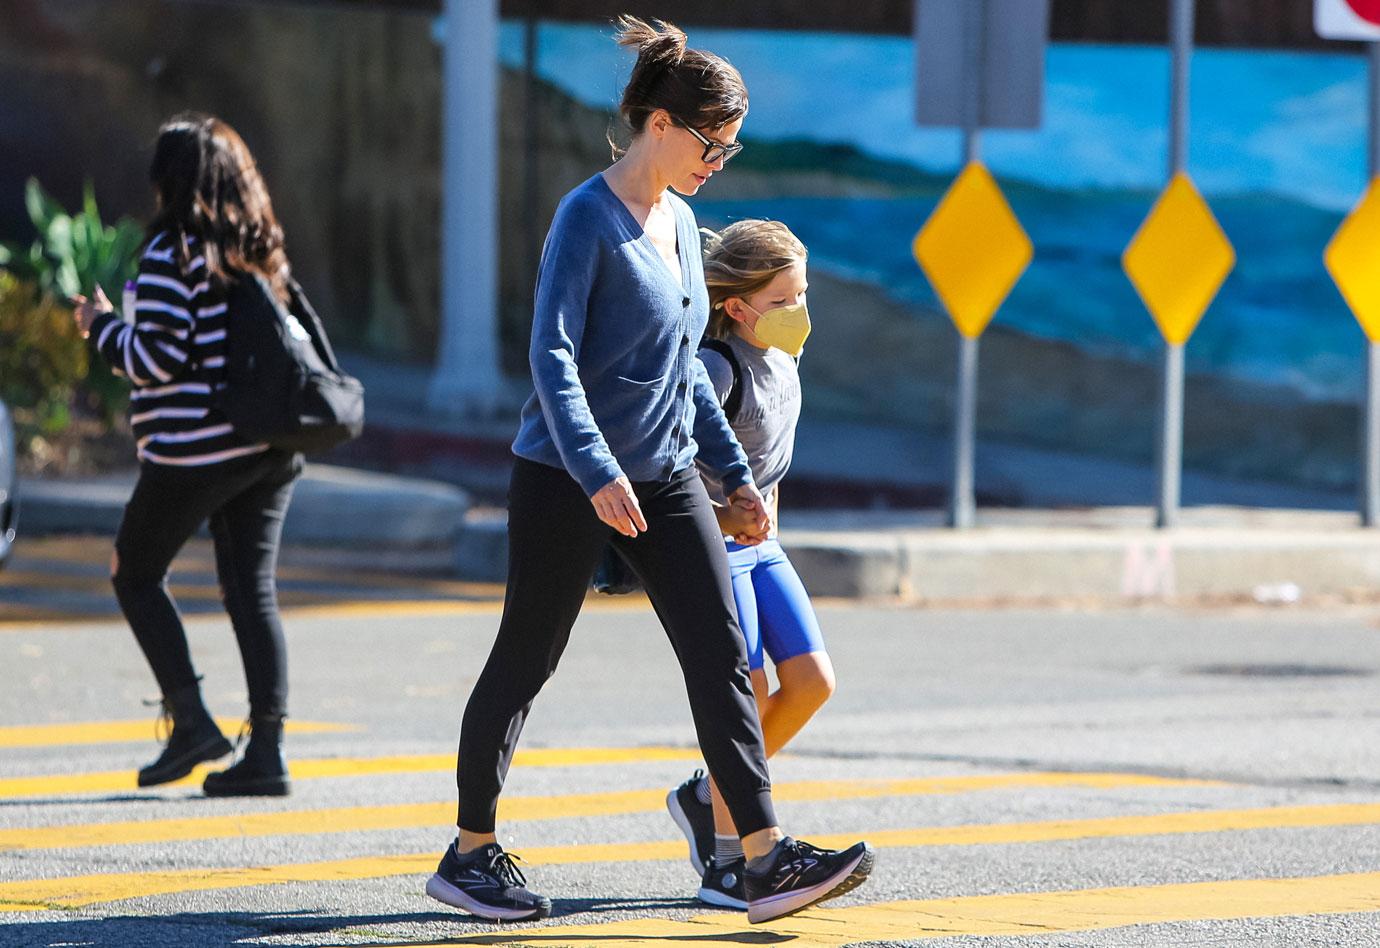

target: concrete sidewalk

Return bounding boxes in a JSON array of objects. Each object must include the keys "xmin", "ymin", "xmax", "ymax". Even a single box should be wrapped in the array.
[
  {"xmin": 17, "ymin": 467, "xmax": 1380, "ymax": 604},
  {"xmin": 780, "ymin": 506, "xmax": 1380, "ymax": 603},
  {"xmin": 459, "ymin": 503, "xmax": 1380, "ymax": 604},
  {"xmin": 15, "ymin": 347, "xmax": 1377, "ymax": 604},
  {"xmin": 18, "ymin": 465, "xmax": 471, "ymax": 574}
]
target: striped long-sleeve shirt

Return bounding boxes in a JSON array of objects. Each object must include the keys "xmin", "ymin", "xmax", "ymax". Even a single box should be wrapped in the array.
[{"xmin": 88, "ymin": 231, "xmax": 269, "ymax": 467}]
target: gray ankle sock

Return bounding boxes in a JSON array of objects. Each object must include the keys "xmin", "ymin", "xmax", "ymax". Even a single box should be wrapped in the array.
[
  {"xmin": 714, "ymin": 833, "xmax": 744, "ymax": 863},
  {"xmin": 747, "ymin": 838, "xmax": 787, "ymax": 873}
]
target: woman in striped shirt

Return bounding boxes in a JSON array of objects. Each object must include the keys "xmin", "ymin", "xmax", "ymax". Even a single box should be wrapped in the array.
[{"xmin": 73, "ymin": 114, "xmax": 302, "ymax": 797}]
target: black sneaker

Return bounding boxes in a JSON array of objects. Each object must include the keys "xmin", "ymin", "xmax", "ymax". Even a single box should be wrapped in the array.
[
  {"xmin": 744, "ymin": 836, "xmax": 874, "ymax": 924},
  {"xmin": 425, "ymin": 840, "xmax": 551, "ymax": 922},
  {"xmin": 666, "ymin": 770, "xmax": 714, "ymax": 875},
  {"xmin": 697, "ymin": 856, "xmax": 747, "ymax": 910}
]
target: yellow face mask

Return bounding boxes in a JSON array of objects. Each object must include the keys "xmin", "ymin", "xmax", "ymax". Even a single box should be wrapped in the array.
[{"xmin": 742, "ymin": 300, "xmax": 811, "ymax": 357}]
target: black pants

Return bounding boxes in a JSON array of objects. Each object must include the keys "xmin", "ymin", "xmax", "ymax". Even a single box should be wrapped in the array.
[
  {"xmin": 457, "ymin": 457, "xmax": 777, "ymax": 837},
  {"xmin": 112, "ymin": 450, "xmax": 301, "ymax": 718}
]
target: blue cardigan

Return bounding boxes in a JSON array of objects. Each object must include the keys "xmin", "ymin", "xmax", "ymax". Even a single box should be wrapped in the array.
[{"xmin": 511, "ymin": 173, "xmax": 754, "ymax": 498}]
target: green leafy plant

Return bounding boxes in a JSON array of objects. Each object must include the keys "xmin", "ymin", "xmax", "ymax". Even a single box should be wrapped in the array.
[
  {"xmin": 0, "ymin": 178, "xmax": 145, "ymax": 427},
  {"xmin": 0, "ymin": 178, "xmax": 144, "ymax": 299}
]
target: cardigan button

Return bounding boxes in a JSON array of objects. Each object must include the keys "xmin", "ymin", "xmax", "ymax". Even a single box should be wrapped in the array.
[{"xmin": 682, "ymin": 296, "xmax": 691, "ymax": 307}]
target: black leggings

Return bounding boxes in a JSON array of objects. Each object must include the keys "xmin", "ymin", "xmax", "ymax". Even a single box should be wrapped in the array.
[
  {"xmin": 457, "ymin": 457, "xmax": 777, "ymax": 837},
  {"xmin": 111, "ymin": 450, "xmax": 301, "ymax": 718}
]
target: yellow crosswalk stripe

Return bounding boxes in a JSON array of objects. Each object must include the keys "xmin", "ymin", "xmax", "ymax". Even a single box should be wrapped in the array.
[
  {"xmin": 377, "ymin": 871, "xmax": 1380, "ymax": 946},
  {"xmin": 1, "ymin": 803, "xmax": 1375, "ymax": 911},
  {"xmin": 0, "ymin": 772, "xmax": 1217, "ymax": 852},
  {"xmin": 283, "ymin": 596, "xmax": 651, "ymax": 620},
  {"xmin": 0, "ymin": 746, "xmax": 702, "ymax": 800},
  {"xmin": 0, "ymin": 719, "xmax": 355, "ymax": 748}
]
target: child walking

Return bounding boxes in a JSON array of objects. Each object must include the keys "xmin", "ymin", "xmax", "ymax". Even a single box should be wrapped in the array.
[{"xmin": 667, "ymin": 220, "xmax": 836, "ymax": 909}]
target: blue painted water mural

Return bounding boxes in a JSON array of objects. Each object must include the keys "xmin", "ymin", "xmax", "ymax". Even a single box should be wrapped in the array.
[{"xmin": 500, "ymin": 23, "xmax": 1376, "ymax": 401}]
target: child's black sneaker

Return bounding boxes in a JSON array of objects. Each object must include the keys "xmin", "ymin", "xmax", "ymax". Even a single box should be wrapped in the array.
[
  {"xmin": 666, "ymin": 770, "xmax": 714, "ymax": 875},
  {"xmin": 744, "ymin": 836, "xmax": 874, "ymax": 924},
  {"xmin": 425, "ymin": 839, "xmax": 551, "ymax": 921},
  {"xmin": 697, "ymin": 856, "xmax": 747, "ymax": 910}
]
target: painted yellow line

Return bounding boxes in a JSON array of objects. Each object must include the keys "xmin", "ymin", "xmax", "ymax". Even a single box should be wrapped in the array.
[
  {"xmin": 0, "ymin": 772, "xmax": 1216, "ymax": 852},
  {"xmin": 0, "ymin": 598, "xmax": 513, "ymax": 629},
  {"xmin": 0, "ymin": 570, "xmax": 108, "ymax": 591},
  {"xmin": 3, "ymin": 801, "xmax": 1372, "ymax": 912},
  {"xmin": 373, "ymin": 872, "xmax": 1380, "ymax": 946},
  {"xmin": 281, "ymin": 600, "xmax": 505, "ymax": 619},
  {"xmin": 283, "ymin": 594, "xmax": 651, "ymax": 620},
  {"xmin": 1, "ymin": 588, "xmax": 650, "ymax": 628},
  {"xmin": 0, "ymin": 718, "xmax": 356, "ymax": 749},
  {"xmin": 0, "ymin": 746, "xmax": 701, "ymax": 800}
]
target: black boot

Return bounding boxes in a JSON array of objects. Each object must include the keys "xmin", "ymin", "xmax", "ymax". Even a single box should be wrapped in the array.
[
  {"xmin": 138, "ymin": 685, "xmax": 232, "ymax": 787},
  {"xmin": 203, "ymin": 715, "xmax": 290, "ymax": 797}
]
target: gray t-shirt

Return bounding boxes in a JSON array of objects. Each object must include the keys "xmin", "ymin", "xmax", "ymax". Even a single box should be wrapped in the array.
[{"xmin": 695, "ymin": 334, "xmax": 802, "ymax": 529}]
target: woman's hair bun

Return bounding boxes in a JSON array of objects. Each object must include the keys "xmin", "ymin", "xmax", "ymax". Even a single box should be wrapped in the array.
[
  {"xmin": 614, "ymin": 14, "xmax": 687, "ymax": 66},
  {"xmin": 611, "ymin": 13, "xmax": 746, "ymax": 143}
]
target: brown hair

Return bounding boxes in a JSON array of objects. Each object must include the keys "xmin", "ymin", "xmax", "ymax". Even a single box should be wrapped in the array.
[
  {"xmin": 146, "ymin": 112, "xmax": 291, "ymax": 301},
  {"xmin": 613, "ymin": 15, "xmax": 748, "ymax": 135},
  {"xmin": 702, "ymin": 220, "xmax": 807, "ymax": 340}
]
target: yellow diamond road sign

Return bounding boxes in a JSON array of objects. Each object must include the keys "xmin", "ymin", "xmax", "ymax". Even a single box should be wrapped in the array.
[
  {"xmin": 913, "ymin": 162, "xmax": 1033, "ymax": 339},
  {"xmin": 1122, "ymin": 172, "xmax": 1235, "ymax": 346},
  {"xmin": 1325, "ymin": 176, "xmax": 1380, "ymax": 342}
]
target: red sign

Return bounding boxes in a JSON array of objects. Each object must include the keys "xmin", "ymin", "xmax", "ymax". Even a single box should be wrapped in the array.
[{"xmin": 1345, "ymin": 0, "xmax": 1380, "ymax": 25}]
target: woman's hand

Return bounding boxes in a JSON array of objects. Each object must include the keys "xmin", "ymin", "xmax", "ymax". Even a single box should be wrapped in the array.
[
  {"xmin": 727, "ymin": 483, "xmax": 771, "ymax": 546},
  {"xmin": 70, "ymin": 284, "xmax": 114, "ymax": 337},
  {"xmin": 592, "ymin": 475, "xmax": 648, "ymax": 538}
]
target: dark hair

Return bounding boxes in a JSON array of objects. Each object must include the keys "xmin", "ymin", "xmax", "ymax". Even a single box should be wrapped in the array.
[
  {"xmin": 146, "ymin": 112, "xmax": 291, "ymax": 301},
  {"xmin": 614, "ymin": 15, "xmax": 747, "ymax": 134}
]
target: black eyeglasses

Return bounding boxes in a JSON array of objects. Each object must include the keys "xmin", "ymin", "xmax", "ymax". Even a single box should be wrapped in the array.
[{"xmin": 675, "ymin": 120, "xmax": 743, "ymax": 165}]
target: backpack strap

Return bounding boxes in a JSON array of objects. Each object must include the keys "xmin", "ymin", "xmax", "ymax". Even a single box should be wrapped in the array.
[
  {"xmin": 287, "ymin": 278, "xmax": 343, "ymax": 374},
  {"xmin": 698, "ymin": 338, "xmax": 742, "ymax": 424}
]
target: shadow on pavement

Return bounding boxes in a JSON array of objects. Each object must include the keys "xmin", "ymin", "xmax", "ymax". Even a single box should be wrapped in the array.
[
  {"xmin": 3, "ymin": 910, "xmax": 458, "ymax": 947},
  {"xmin": 3, "ymin": 901, "xmax": 788, "ymax": 947}
]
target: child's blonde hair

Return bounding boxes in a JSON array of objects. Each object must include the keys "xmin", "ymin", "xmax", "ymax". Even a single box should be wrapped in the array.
[{"xmin": 701, "ymin": 220, "xmax": 807, "ymax": 340}]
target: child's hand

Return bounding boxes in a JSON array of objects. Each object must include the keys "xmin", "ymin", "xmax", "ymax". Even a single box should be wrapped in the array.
[{"xmin": 728, "ymin": 484, "xmax": 772, "ymax": 545}]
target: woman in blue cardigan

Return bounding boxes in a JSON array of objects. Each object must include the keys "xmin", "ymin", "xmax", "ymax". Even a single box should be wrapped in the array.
[{"xmin": 424, "ymin": 15, "xmax": 872, "ymax": 927}]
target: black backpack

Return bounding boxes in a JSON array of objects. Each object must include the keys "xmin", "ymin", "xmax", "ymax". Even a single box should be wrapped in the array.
[
  {"xmin": 698, "ymin": 338, "xmax": 744, "ymax": 423},
  {"xmin": 216, "ymin": 272, "xmax": 365, "ymax": 454}
]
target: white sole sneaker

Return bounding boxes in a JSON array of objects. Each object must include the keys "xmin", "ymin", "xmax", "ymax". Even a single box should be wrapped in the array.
[
  {"xmin": 746, "ymin": 846, "xmax": 874, "ymax": 924},
  {"xmin": 697, "ymin": 884, "xmax": 749, "ymax": 910},
  {"xmin": 665, "ymin": 787, "xmax": 708, "ymax": 876},
  {"xmin": 425, "ymin": 872, "xmax": 548, "ymax": 922}
]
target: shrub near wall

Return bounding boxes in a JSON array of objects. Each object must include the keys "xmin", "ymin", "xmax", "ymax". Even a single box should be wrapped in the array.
[
  {"xmin": 0, "ymin": 179, "xmax": 142, "ymax": 472},
  {"xmin": 0, "ymin": 272, "xmax": 87, "ymax": 452}
]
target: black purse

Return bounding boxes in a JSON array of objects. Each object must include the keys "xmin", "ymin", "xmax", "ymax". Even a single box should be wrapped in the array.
[{"xmin": 591, "ymin": 543, "xmax": 642, "ymax": 595}]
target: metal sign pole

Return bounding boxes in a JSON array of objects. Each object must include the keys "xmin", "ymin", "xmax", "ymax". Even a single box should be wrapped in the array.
[
  {"xmin": 948, "ymin": 0, "xmax": 985, "ymax": 529},
  {"xmin": 1155, "ymin": 0, "xmax": 1194, "ymax": 529},
  {"xmin": 1364, "ymin": 43, "xmax": 1380, "ymax": 526}
]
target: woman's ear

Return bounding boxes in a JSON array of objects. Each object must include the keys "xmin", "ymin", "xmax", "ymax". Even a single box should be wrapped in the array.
[
  {"xmin": 648, "ymin": 109, "xmax": 673, "ymax": 139},
  {"xmin": 723, "ymin": 297, "xmax": 748, "ymax": 325}
]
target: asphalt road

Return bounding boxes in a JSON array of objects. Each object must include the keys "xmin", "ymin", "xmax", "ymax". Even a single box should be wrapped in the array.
[{"xmin": 2, "ymin": 590, "xmax": 1379, "ymax": 946}]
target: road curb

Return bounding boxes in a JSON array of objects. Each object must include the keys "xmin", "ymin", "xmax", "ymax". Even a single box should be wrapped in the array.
[{"xmin": 18, "ymin": 464, "xmax": 471, "ymax": 555}]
